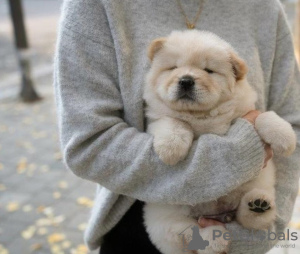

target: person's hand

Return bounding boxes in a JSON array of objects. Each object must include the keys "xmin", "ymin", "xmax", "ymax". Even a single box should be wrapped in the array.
[
  {"xmin": 242, "ymin": 110, "xmax": 273, "ymax": 168},
  {"xmin": 242, "ymin": 110, "xmax": 261, "ymax": 125},
  {"xmin": 198, "ymin": 217, "xmax": 225, "ymax": 228}
]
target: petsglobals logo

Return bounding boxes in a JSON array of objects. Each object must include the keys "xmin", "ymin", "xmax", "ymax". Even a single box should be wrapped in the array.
[
  {"xmin": 212, "ymin": 228, "xmax": 298, "ymax": 242},
  {"xmin": 179, "ymin": 225, "xmax": 210, "ymax": 252},
  {"xmin": 178, "ymin": 226, "xmax": 299, "ymax": 252},
  {"xmin": 188, "ymin": 226, "xmax": 209, "ymax": 250}
]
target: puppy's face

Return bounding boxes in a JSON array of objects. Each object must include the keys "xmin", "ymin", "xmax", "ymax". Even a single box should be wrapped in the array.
[{"xmin": 146, "ymin": 31, "xmax": 247, "ymax": 112}]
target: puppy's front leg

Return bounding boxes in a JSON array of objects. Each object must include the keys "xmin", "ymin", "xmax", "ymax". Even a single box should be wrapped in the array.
[{"xmin": 148, "ymin": 117, "xmax": 194, "ymax": 165}]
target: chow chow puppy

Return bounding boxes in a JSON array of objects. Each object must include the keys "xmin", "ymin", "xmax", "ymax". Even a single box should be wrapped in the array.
[{"xmin": 143, "ymin": 30, "xmax": 296, "ymax": 254}]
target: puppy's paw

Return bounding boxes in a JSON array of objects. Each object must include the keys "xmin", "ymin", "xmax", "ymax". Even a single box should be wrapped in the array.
[
  {"xmin": 248, "ymin": 198, "xmax": 271, "ymax": 213},
  {"xmin": 255, "ymin": 111, "xmax": 297, "ymax": 156},
  {"xmin": 153, "ymin": 134, "xmax": 192, "ymax": 165},
  {"xmin": 236, "ymin": 189, "xmax": 276, "ymax": 230}
]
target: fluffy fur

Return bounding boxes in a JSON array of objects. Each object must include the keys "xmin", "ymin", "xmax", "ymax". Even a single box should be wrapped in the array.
[{"xmin": 143, "ymin": 30, "xmax": 297, "ymax": 254}]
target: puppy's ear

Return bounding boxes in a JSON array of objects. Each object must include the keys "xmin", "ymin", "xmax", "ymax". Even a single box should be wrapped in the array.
[
  {"xmin": 148, "ymin": 38, "xmax": 167, "ymax": 61},
  {"xmin": 230, "ymin": 52, "xmax": 248, "ymax": 81}
]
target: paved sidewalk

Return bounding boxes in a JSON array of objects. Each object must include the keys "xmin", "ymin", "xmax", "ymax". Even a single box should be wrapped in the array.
[
  {"xmin": 0, "ymin": 81, "xmax": 99, "ymax": 254},
  {"xmin": 1, "ymin": 2, "xmax": 100, "ymax": 253}
]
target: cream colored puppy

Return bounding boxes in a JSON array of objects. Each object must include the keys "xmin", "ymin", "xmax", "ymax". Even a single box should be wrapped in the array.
[{"xmin": 143, "ymin": 30, "xmax": 296, "ymax": 254}]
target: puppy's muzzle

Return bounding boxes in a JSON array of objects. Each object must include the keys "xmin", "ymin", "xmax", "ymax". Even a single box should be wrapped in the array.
[{"xmin": 177, "ymin": 75, "xmax": 195, "ymax": 100}]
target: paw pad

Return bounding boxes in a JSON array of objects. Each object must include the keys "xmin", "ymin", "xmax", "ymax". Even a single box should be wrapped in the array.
[{"xmin": 248, "ymin": 199, "xmax": 271, "ymax": 213}]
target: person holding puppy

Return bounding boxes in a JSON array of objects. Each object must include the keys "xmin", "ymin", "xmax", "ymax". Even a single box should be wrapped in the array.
[{"xmin": 54, "ymin": 0, "xmax": 300, "ymax": 254}]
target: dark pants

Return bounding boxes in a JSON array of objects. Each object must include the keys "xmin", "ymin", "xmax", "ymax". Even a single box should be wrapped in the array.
[{"xmin": 99, "ymin": 200, "xmax": 162, "ymax": 254}]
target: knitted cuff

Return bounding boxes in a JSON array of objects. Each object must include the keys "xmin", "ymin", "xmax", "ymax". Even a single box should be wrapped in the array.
[{"xmin": 228, "ymin": 118, "xmax": 265, "ymax": 179}]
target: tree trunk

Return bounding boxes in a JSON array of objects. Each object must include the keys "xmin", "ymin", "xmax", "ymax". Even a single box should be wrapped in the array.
[
  {"xmin": 8, "ymin": 0, "xmax": 41, "ymax": 102},
  {"xmin": 298, "ymin": 0, "xmax": 300, "ymax": 61}
]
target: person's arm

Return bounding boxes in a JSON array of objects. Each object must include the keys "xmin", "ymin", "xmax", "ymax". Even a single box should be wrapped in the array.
[
  {"xmin": 227, "ymin": 4, "xmax": 300, "ymax": 253},
  {"xmin": 54, "ymin": 0, "xmax": 264, "ymax": 205}
]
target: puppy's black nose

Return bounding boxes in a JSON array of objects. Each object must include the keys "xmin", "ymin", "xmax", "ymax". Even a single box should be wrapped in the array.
[{"xmin": 179, "ymin": 75, "xmax": 195, "ymax": 91}]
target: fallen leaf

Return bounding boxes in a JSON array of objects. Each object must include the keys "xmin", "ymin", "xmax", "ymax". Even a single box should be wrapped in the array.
[
  {"xmin": 58, "ymin": 181, "xmax": 68, "ymax": 189},
  {"xmin": 0, "ymin": 184, "xmax": 6, "ymax": 191},
  {"xmin": 51, "ymin": 250, "xmax": 64, "ymax": 254},
  {"xmin": 37, "ymin": 206, "xmax": 46, "ymax": 213},
  {"xmin": 37, "ymin": 227, "xmax": 48, "ymax": 236},
  {"xmin": 78, "ymin": 223, "xmax": 87, "ymax": 231},
  {"xmin": 0, "ymin": 125, "xmax": 8, "ymax": 132},
  {"xmin": 43, "ymin": 207, "xmax": 54, "ymax": 217},
  {"xmin": 0, "ymin": 163, "xmax": 3, "ymax": 170},
  {"xmin": 77, "ymin": 197, "xmax": 93, "ymax": 208},
  {"xmin": 47, "ymin": 233, "xmax": 65, "ymax": 244},
  {"xmin": 28, "ymin": 164, "xmax": 37, "ymax": 170},
  {"xmin": 53, "ymin": 192, "xmax": 61, "ymax": 199},
  {"xmin": 22, "ymin": 205, "xmax": 33, "ymax": 212},
  {"xmin": 18, "ymin": 141, "xmax": 35, "ymax": 152},
  {"xmin": 31, "ymin": 243, "xmax": 42, "ymax": 251},
  {"xmin": 6, "ymin": 202, "xmax": 20, "ymax": 212},
  {"xmin": 61, "ymin": 241, "xmax": 71, "ymax": 249},
  {"xmin": 54, "ymin": 152, "xmax": 62, "ymax": 161},
  {"xmin": 0, "ymin": 244, "xmax": 9, "ymax": 254},
  {"xmin": 32, "ymin": 131, "xmax": 47, "ymax": 139},
  {"xmin": 27, "ymin": 164, "xmax": 37, "ymax": 177},
  {"xmin": 52, "ymin": 215, "xmax": 66, "ymax": 226},
  {"xmin": 21, "ymin": 226, "xmax": 36, "ymax": 239},
  {"xmin": 17, "ymin": 157, "xmax": 27, "ymax": 174},
  {"xmin": 76, "ymin": 245, "xmax": 88, "ymax": 254},
  {"xmin": 50, "ymin": 244, "xmax": 61, "ymax": 253},
  {"xmin": 40, "ymin": 165, "xmax": 50, "ymax": 173},
  {"xmin": 22, "ymin": 117, "xmax": 33, "ymax": 125},
  {"xmin": 36, "ymin": 218, "xmax": 52, "ymax": 227}
]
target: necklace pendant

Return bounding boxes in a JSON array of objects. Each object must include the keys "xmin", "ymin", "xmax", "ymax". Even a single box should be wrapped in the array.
[{"xmin": 186, "ymin": 22, "xmax": 195, "ymax": 29}]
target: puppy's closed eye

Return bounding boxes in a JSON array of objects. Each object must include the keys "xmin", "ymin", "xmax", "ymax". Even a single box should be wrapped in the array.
[
  {"xmin": 168, "ymin": 66, "xmax": 177, "ymax": 71},
  {"xmin": 204, "ymin": 68, "xmax": 214, "ymax": 74}
]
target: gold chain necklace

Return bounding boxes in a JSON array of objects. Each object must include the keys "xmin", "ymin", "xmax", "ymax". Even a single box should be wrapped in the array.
[{"xmin": 176, "ymin": 0, "xmax": 203, "ymax": 29}]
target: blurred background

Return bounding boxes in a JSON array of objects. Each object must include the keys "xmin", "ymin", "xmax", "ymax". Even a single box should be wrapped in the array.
[{"xmin": 0, "ymin": 0, "xmax": 299, "ymax": 254}]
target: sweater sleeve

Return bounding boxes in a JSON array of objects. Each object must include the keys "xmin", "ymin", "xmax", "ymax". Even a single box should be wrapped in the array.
[
  {"xmin": 54, "ymin": 0, "xmax": 265, "ymax": 205},
  {"xmin": 227, "ymin": 4, "xmax": 300, "ymax": 254}
]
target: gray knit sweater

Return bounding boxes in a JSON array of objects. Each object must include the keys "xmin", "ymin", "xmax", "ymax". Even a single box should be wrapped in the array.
[{"xmin": 54, "ymin": 0, "xmax": 300, "ymax": 253}]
